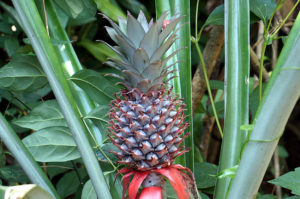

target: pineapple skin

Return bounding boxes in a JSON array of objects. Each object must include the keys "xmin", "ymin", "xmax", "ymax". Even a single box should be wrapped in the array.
[
  {"xmin": 108, "ymin": 87, "xmax": 189, "ymax": 170},
  {"xmin": 104, "ymin": 11, "xmax": 189, "ymax": 170}
]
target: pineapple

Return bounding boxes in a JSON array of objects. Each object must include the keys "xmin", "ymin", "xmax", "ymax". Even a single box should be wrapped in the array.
[{"xmin": 103, "ymin": 10, "xmax": 198, "ymax": 199}]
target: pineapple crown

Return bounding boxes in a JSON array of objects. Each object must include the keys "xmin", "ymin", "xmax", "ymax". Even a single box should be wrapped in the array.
[{"xmin": 102, "ymin": 11, "xmax": 183, "ymax": 93}]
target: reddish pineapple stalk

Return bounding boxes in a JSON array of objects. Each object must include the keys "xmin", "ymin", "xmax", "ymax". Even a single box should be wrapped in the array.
[{"xmin": 103, "ymin": 10, "xmax": 198, "ymax": 199}]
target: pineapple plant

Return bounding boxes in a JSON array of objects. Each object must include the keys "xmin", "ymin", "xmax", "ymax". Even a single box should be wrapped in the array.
[{"xmin": 103, "ymin": 11, "xmax": 198, "ymax": 199}]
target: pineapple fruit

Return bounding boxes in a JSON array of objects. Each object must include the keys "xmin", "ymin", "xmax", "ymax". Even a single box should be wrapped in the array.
[{"xmin": 103, "ymin": 10, "xmax": 198, "ymax": 199}]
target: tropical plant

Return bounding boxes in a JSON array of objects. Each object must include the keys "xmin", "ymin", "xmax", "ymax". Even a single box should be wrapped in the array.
[{"xmin": 0, "ymin": 0, "xmax": 299, "ymax": 199}]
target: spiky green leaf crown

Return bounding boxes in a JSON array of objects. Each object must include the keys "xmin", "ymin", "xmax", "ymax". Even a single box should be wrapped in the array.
[{"xmin": 103, "ymin": 11, "xmax": 183, "ymax": 92}]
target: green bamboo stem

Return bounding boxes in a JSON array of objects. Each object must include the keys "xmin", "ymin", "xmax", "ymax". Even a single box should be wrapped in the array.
[
  {"xmin": 227, "ymin": 12, "xmax": 300, "ymax": 198},
  {"xmin": 11, "ymin": 1, "xmax": 112, "ymax": 198},
  {"xmin": 155, "ymin": 0, "xmax": 194, "ymax": 172},
  {"xmin": 214, "ymin": 0, "xmax": 250, "ymax": 198},
  {"xmin": 0, "ymin": 113, "xmax": 60, "ymax": 199}
]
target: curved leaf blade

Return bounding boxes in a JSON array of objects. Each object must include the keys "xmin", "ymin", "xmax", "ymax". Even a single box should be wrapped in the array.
[
  {"xmin": 13, "ymin": 100, "xmax": 67, "ymax": 130},
  {"xmin": 70, "ymin": 69, "xmax": 119, "ymax": 105},
  {"xmin": 22, "ymin": 126, "xmax": 80, "ymax": 162},
  {"xmin": 0, "ymin": 55, "xmax": 48, "ymax": 92}
]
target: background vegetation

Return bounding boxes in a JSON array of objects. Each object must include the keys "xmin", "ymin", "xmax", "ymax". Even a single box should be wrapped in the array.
[{"xmin": 0, "ymin": 0, "xmax": 299, "ymax": 198}]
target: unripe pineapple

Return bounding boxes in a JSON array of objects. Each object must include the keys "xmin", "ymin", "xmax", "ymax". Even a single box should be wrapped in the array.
[{"xmin": 103, "ymin": 11, "xmax": 189, "ymax": 171}]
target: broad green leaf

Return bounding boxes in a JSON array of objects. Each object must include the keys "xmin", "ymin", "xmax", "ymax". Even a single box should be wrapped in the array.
[
  {"xmin": 83, "ymin": 172, "xmax": 122, "ymax": 199},
  {"xmin": 0, "ymin": 165, "xmax": 29, "ymax": 183},
  {"xmin": 250, "ymin": 0, "xmax": 276, "ymax": 24},
  {"xmin": 4, "ymin": 37, "xmax": 19, "ymax": 56},
  {"xmin": 209, "ymin": 80, "xmax": 224, "ymax": 90},
  {"xmin": 204, "ymin": 5, "xmax": 224, "ymax": 26},
  {"xmin": 78, "ymin": 40, "xmax": 119, "ymax": 62},
  {"xmin": 53, "ymin": 0, "xmax": 97, "ymax": 19},
  {"xmin": 70, "ymin": 69, "xmax": 118, "ymax": 105},
  {"xmin": 22, "ymin": 126, "xmax": 80, "ymax": 162},
  {"xmin": 86, "ymin": 105, "xmax": 110, "ymax": 137},
  {"xmin": 0, "ymin": 2, "xmax": 22, "ymax": 27},
  {"xmin": 200, "ymin": 193, "xmax": 210, "ymax": 199},
  {"xmin": 0, "ymin": 55, "xmax": 48, "ymax": 92},
  {"xmin": 269, "ymin": 167, "xmax": 300, "ymax": 195},
  {"xmin": 13, "ymin": 100, "xmax": 67, "ymax": 130},
  {"xmin": 208, "ymin": 101, "xmax": 224, "ymax": 117},
  {"xmin": 195, "ymin": 162, "xmax": 218, "ymax": 189},
  {"xmin": 93, "ymin": 0, "xmax": 126, "ymax": 21},
  {"xmin": 56, "ymin": 169, "xmax": 87, "ymax": 198},
  {"xmin": 82, "ymin": 180, "xmax": 97, "ymax": 199},
  {"xmin": 0, "ymin": 21, "xmax": 14, "ymax": 35}
]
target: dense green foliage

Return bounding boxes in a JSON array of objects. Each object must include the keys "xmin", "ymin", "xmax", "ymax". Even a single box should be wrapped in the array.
[{"xmin": 0, "ymin": 0, "xmax": 300, "ymax": 198}]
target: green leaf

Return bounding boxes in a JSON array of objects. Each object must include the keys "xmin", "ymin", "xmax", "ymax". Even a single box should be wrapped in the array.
[
  {"xmin": 195, "ymin": 162, "xmax": 218, "ymax": 189},
  {"xmin": 12, "ymin": 0, "xmax": 112, "ymax": 197},
  {"xmin": 278, "ymin": 145, "xmax": 289, "ymax": 158},
  {"xmin": 250, "ymin": 0, "xmax": 276, "ymax": 24},
  {"xmin": 78, "ymin": 40, "xmax": 118, "ymax": 62},
  {"xmin": 209, "ymin": 80, "xmax": 224, "ymax": 90},
  {"xmin": 53, "ymin": 0, "xmax": 97, "ymax": 19},
  {"xmin": 240, "ymin": 124, "xmax": 254, "ymax": 131},
  {"xmin": 46, "ymin": 162, "xmax": 73, "ymax": 179},
  {"xmin": 96, "ymin": 143, "xmax": 119, "ymax": 163},
  {"xmin": 200, "ymin": 192, "xmax": 210, "ymax": 199},
  {"xmin": 0, "ymin": 55, "xmax": 48, "ymax": 92},
  {"xmin": 4, "ymin": 37, "xmax": 19, "ymax": 56},
  {"xmin": 256, "ymin": 193, "xmax": 277, "ymax": 199},
  {"xmin": 117, "ymin": 0, "xmax": 149, "ymax": 16},
  {"xmin": 13, "ymin": 100, "xmax": 67, "ymax": 130},
  {"xmin": 0, "ymin": 21, "xmax": 14, "ymax": 35},
  {"xmin": 0, "ymin": 113, "xmax": 60, "ymax": 198},
  {"xmin": 0, "ymin": 165, "xmax": 29, "ymax": 183},
  {"xmin": 284, "ymin": 196, "xmax": 300, "ymax": 199},
  {"xmin": 70, "ymin": 69, "xmax": 118, "ymax": 105},
  {"xmin": 269, "ymin": 167, "xmax": 300, "ymax": 195},
  {"xmin": 86, "ymin": 105, "xmax": 110, "ymax": 137},
  {"xmin": 208, "ymin": 101, "xmax": 224, "ymax": 117},
  {"xmin": 204, "ymin": 5, "xmax": 224, "ymax": 26},
  {"xmin": 56, "ymin": 170, "xmax": 86, "ymax": 198},
  {"xmin": 93, "ymin": 0, "xmax": 126, "ymax": 21},
  {"xmin": 82, "ymin": 180, "xmax": 97, "ymax": 199},
  {"xmin": 216, "ymin": 165, "xmax": 239, "ymax": 179},
  {"xmin": 22, "ymin": 126, "xmax": 80, "ymax": 162}
]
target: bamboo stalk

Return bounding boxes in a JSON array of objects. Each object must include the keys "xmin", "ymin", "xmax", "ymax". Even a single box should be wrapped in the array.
[
  {"xmin": 214, "ymin": 0, "xmax": 250, "ymax": 197},
  {"xmin": 227, "ymin": 12, "xmax": 300, "ymax": 198}
]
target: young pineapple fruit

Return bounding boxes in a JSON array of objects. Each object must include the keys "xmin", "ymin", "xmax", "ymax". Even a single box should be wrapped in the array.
[{"xmin": 104, "ymin": 11, "xmax": 189, "ymax": 171}]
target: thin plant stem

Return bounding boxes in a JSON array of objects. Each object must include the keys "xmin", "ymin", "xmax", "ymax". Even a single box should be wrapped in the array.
[
  {"xmin": 194, "ymin": 42, "xmax": 223, "ymax": 138},
  {"xmin": 81, "ymin": 115, "xmax": 117, "ymax": 170},
  {"xmin": 194, "ymin": 0, "xmax": 223, "ymax": 138},
  {"xmin": 271, "ymin": 0, "xmax": 300, "ymax": 37},
  {"xmin": 259, "ymin": 0, "xmax": 300, "ymax": 101}
]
